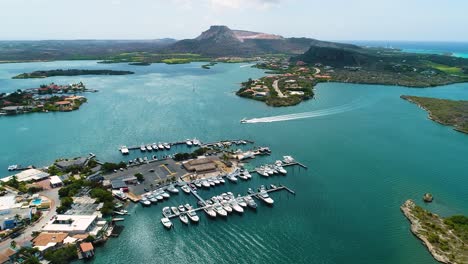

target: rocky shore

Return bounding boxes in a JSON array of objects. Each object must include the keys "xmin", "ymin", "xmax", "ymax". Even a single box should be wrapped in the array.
[{"xmin": 401, "ymin": 199, "xmax": 468, "ymax": 264}]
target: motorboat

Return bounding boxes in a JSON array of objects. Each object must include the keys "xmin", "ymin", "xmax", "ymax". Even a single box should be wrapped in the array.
[
  {"xmin": 221, "ymin": 202, "xmax": 232, "ymax": 213},
  {"xmin": 164, "ymin": 143, "xmax": 171, "ymax": 150},
  {"xmin": 162, "ymin": 206, "xmax": 172, "ymax": 216},
  {"xmin": 152, "ymin": 143, "xmax": 158, "ymax": 150},
  {"xmin": 236, "ymin": 196, "xmax": 247, "ymax": 207},
  {"xmin": 275, "ymin": 165, "xmax": 287, "ymax": 175},
  {"xmin": 218, "ymin": 177, "xmax": 225, "ymax": 184},
  {"xmin": 186, "ymin": 139, "xmax": 193, "ymax": 146},
  {"xmin": 213, "ymin": 178, "xmax": 220, "ymax": 185},
  {"xmin": 204, "ymin": 206, "xmax": 217, "ymax": 218},
  {"xmin": 244, "ymin": 196, "xmax": 257, "ymax": 209},
  {"xmin": 162, "ymin": 192, "xmax": 170, "ymax": 198},
  {"xmin": 208, "ymin": 179, "xmax": 215, "ymax": 186},
  {"xmin": 257, "ymin": 190, "xmax": 274, "ymax": 205},
  {"xmin": 171, "ymin": 206, "xmax": 180, "ymax": 215},
  {"xmin": 283, "ymin": 156, "xmax": 295, "ymax": 164},
  {"xmin": 181, "ymin": 185, "xmax": 191, "ymax": 194},
  {"xmin": 238, "ymin": 173, "xmax": 248, "ymax": 180},
  {"xmin": 149, "ymin": 196, "xmax": 158, "ymax": 204},
  {"xmin": 192, "ymin": 138, "xmax": 200, "ymax": 146},
  {"xmin": 140, "ymin": 145, "xmax": 146, "ymax": 151},
  {"xmin": 227, "ymin": 174, "xmax": 237, "ymax": 183},
  {"xmin": 167, "ymin": 185, "xmax": 179, "ymax": 194},
  {"xmin": 202, "ymin": 180, "xmax": 210, "ymax": 188},
  {"xmin": 256, "ymin": 167, "xmax": 269, "ymax": 177},
  {"xmin": 240, "ymin": 118, "xmax": 247, "ymax": 123},
  {"xmin": 140, "ymin": 198, "xmax": 151, "ymax": 206},
  {"xmin": 213, "ymin": 203, "xmax": 227, "ymax": 217},
  {"xmin": 146, "ymin": 145, "xmax": 153, "ymax": 151},
  {"xmin": 194, "ymin": 181, "xmax": 202, "ymax": 188},
  {"xmin": 177, "ymin": 205, "xmax": 186, "ymax": 213},
  {"xmin": 187, "ymin": 210, "xmax": 199, "ymax": 222},
  {"xmin": 120, "ymin": 146, "xmax": 129, "ymax": 155},
  {"xmin": 158, "ymin": 143, "xmax": 164, "ymax": 149},
  {"xmin": 230, "ymin": 200, "xmax": 244, "ymax": 213},
  {"xmin": 184, "ymin": 204, "xmax": 192, "ymax": 211},
  {"xmin": 179, "ymin": 214, "xmax": 189, "ymax": 224},
  {"xmin": 161, "ymin": 217, "xmax": 173, "ymax": 229},
  {"xmin": 265, "ymin": 166, "xmax": 274, "ymax": 175}
]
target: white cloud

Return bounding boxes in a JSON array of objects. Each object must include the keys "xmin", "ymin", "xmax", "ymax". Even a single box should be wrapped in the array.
[{"xmin": 210, "ymin": 0, "xmax": 281, "ymax": 10}]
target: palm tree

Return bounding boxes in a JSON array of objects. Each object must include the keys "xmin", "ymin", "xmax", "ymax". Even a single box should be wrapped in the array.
[{"xmin": 10, "ymin": 240, "xmax": 16, "ymax": 249}]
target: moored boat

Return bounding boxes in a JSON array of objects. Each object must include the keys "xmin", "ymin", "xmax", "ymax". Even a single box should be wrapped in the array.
[
  {"xmin": 244, "ymin": 196, "xmax": 257, "ymax": 209},
  {"xmin": 230, "ymin": 200, "xmax": 244, "ymax": 213},
  {"xmin": 167, "ymin": 185, "xmax": 179, "ymax": 194},
  {"xmin": 186, "ymin": 139, "xmax": 193, "ymax": 146},
  {"xmin": 161, "ymin": 217, "xmax": 173, "ymax": 229},
  {"xmin": 179, "ymin": 214, "xmax": 189, "ymax": 224},
  {"xmin": 181, "ymin": 185, "xmax": 191, "ymax": 194},
  {"xmin": 213, "ymin": 203, "xmax": 227, "ymax": 217},
  {"xmin": 204, "ymin": 206, "xmax": 217, "ymax": 217},
  {"xmin": 257, "ymin": 190, "xmax": 274, "ymax": 205},
  {"xmin": 187, "ymin": 210, "xmax": 199, "ymax": 222}
]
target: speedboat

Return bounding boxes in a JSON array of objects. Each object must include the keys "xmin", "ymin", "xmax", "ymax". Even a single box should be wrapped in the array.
[
  {"xmin": 146, "ymin": 145, "xmax": 153, "ymax": 151},
  {"xmin": 149, "ymin": 196, "xmax": 158, "ymax": 204},
  {"xmin": 140, "ymin": 145, "xmax": 146, "ymax": 152},
  {"xmin": 187, "ymin": 210, "xmax": 199, "ymax": 222},
  {"xmin": 202, "ymin": 180, "xmax": 210, "ymax": 188},
  {"xmin": 213, "ymin": 204, "xmax": 227, "ymax": 217},
  {"xmin": 208, "ymin": 179, "xmax": 215, "ymax": 186},
  {"xmin": 257, "ymin": 190, "xmax": 274, "ymax": 205},
  {"xmin": 194, "ymin": 181, "xmax": 202, "ymax": 188},
  {"xmin": 204, "ymin": 206, "xmax": 217, "ymax": 218},
  {"xmin": 184, "ymin": 204, "xmax": 192, "ymax": 211},
  {"xmin": 244, "ymin": 196, "xmax": 257, "ymax": 209},
  {"xmin": 161, "ymin": 217, "xmax": 172, "ymax": 229},
  {"xmin": 275, "ymin": 165, "xmax": 287, "ymax": 175},
  {"xmin": 158, "ymin": 143, "xmax": 164, "ymax": 149},
  {"xmin": 256, "ymin": 167, "xmax": 269, "ymax": 177},
  {"xmin": 162, "ymin": 192, "xmax": 170, "ymax": 198},
  {"xmin": 227, "ymin": 174, "xmax": 237, "ymax": 183},
  {"xmin": 181, "ymin": 185, "xmax": 191, "ymax": 194},
  {"xmin": 164, "ymin": 143, "xmax": 171, "ymax": 150},
  {"xmin": 152, "ymin": 143, "xmax": 158, "ymax": 150},
  {"xmin": 178, "ymin": 205, "xmax": 186, "ymax": 212},
  {"xmin": 218, "ymin": 177, "xmax": 225, "ymax": 184},
  {"xmin": 171, "ymin": 206, "xmax": 180, "ymax": 215},
  {"xmin": 167, "ymin": 185, "xmax": 179, "ymax": 194},
  {"xmin": 213, "ymin": 178, "xmax": 220, "ymax": 185},
  {"xmin": 221, "ymin": 202, "xmax": 232, "ymax": 213},
  {"xmin": 179, "ymin": 214, "xmax": 189, "ymax": 224},
  {"xmin": 283, "ymin": 155, "xmax": 295, "ymax": 164},
  {"xmin": 140, "ymin": 198, "xmax": 151, "ymax": 206},
  {"xmin": 240, "ymin": 118, "xmax": 247, "ymax": 124},
  {"xmin": 236, "ymin": 196, "xmax": 247, "ymax": 207},
  {"xmin": 230, "ymin": 200, "xmax": 244, "ymax": 213},
  {"xmin": 186, "ymin": 139, "xmax": 193, "ymax": 147},
  {"xmin": 238, "ymin": 173, "xmax": 248, "ymax": 180},
  {"xmin": 192, "ymin": 138, "xmax": 200, "ymax": 146}
]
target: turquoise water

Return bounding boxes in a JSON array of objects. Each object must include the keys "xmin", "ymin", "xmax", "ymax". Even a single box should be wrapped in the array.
[
  {"xmin": 31, "ymin": 198, "xmax": 42, "ymax": 205},
  {"xmin": 1, "ymin": 61, "xmax": 468, "ymax": 263}
]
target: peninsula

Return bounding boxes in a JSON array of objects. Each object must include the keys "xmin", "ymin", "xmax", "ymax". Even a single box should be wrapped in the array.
[
  {"xmin": 12, "ymin": 69, "xmax": 134, "ymax": 79},
  {"xmin": 401, "ymin": 95, "xmax": 468, "ymax": 134},
  {"xmin": 401, "ymin": 200, "xmax": 468, "ymax": 264},
  {"xmin": 0, "ymin": 83, "xmax": 90, "ymax": 115}
]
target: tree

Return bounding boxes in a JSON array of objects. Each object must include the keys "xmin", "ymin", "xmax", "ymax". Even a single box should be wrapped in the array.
[
  {"xmin": 10, "ymin": 240, "xmax": 16, "ymax": 249},
  {"xmin": 135, "ymin": 173, "xmax": 144, "ymax": 182}
]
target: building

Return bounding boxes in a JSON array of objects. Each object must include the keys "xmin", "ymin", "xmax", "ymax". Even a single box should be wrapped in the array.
[
  {"xmin": 54, "ymin": 101, "xmax": 72, "ymax": 111},
  {"xmin": 42, "ymin": 215, "xmax": 98, "ymax": 234},
  {"xmin": 183, "ymin": 157, "xmax": 217, "ymax": 173},
  {"xmin": 49, "ymin": 176, "xmax": 63, "ymax": 188},
  {"xmin": 79, "ymin": 242, "xmax": 94, "ymax": 258},
  {"xmin": 55, "ymin": 157, "xmax": 88, "ymax": 171},
  {"xmin": 32, "ymin": 232, "xmax": 69, "ymax": 252},
  {"xmin": 1, "ymin": 169, "xmax": 50, "ymax": 183},
  {"xmin": 0, "ymin": 208, "xmax": 33, "ymax": 230}
]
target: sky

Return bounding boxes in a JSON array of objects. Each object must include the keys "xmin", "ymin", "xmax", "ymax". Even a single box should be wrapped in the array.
[{"xmin": 0, "ymin": 0, "xmax": 467, "ymax": 41}]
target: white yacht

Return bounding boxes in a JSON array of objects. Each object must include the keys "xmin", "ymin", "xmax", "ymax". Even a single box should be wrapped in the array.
[
  {"xmin": 230, "ymin": 200, "xmax": 244, "ymax": 213},
  {"xmin": 161, "ymin": 191, "xmax": 170, "ymax": 198},
  {"xmin": 186, "ymin": 139, "xmax": 193, "ymax": 146},
  {"xmin": 171, "ymin": 206, "xmax": 180, "ymax": 215},
  {"xmin": 120, "ymin": 146, "xmax": 129, "ymax": 155},
  {"xmin": 187, "ymin": 210, "xmax": 199, "ymax": 222},
  {"xmin": 257, "ymin": 190, "xmax": 274, "ymax": 205},
  {"xmin": 275, "ymin": 165, "xmax": 287, "ymax": 175},
  {"xmin": 164, "ymin": 143, "xmax": 171, "ymax": 150},
  {"xmin": 221, "ymin": 202, "xmax": 232, "ymax": 213},
  {"xmin": 140, "ymin": 198, "xmax": 151, "ymax": 206},
  {"xmin": 218, "ymin": 177, "xmax": 225, "ymax": 184},
  {"xmin": 167, "ymin": 185, "xmax": 179, "ymax": 194},
  {"xmin": 202, "ymin": 180, "xmax": 210, "ymax": 188},
  {"xmin": 213, "ymin": 203, "xmax": 227, "ymax": 216},
  {"xmin": 192, "ymin": 138, "xmax": 200, "ymax": 146},
  {"xmin": 283, "ymin": 156, "xmax": 295, "ymax": 164},
  {"xmin": 236, "ymin": 196, "xmax": 247, "ymax": 207},
  {"xmin": 208, "ymin": 179, "xmax": 215, "ymax": 186},
  {"xmin": 178, "ymin": 205, "xmax": 186, "ymax": 212},
  {"xmin": 158, "ymin": 143, "xmax": 164, "ymax": 149},
  {"xmin": 204, "ymin": 206, "xmax": 217, "ymax": 218},
  {"xmin": 244, "ymin": 196, "xmax": 257, "ymax": 209},
  {"xmin": 256, "ymin": 167, "xmax": 269, "ymax": 177},
  {"xmin": 146, "ymin": 145, "xmax": 153, "ymax": 151},
  {"xmin": 140, "ymin": 145, "xmax": 146, "ymax": 151},
  {"xmin": 181, "ymin": 185, "xmax": 191, "ymax": 194},
  {"xmin": 194, "ymin": 181, "xmax": 202, "ymax": 188},
  {"xmin": 162, "ymin": 206, "xmax": 172, "ymax": 216},
  {"xmin": 213, "ymin": 178, "xmax": 220, "ymax": 185},
  {"xmin": 179, "ymin": 214, "xmax": 189, "ymax": 224},
  {"xmin": 161, "ymin": 217, "xmax": 173, "ymax": 229},
  {"xmin": 152, "ymin": 143, "xmax": 158, "ymax": 150}
]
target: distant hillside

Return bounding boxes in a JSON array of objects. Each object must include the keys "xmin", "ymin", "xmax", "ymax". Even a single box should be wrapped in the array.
[{"xmin": 166, "ymin": 25, "xmax": 353, "ymax": 57}]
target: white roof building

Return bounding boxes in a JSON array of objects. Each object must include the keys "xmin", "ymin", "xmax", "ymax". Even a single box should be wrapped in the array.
[
  {"xmin": 1, "ymin": 169, "xmax": 50, "ymax": 183},
  {"xmin": 42, "ymin": 215, "xmax": 98, "ymax": 234},
  {"xmin": 49, "ymin": 176, "xmax": 63, "ymax": 186}
]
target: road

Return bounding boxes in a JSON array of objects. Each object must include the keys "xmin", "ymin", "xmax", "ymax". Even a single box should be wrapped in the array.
[
  {"xmin": 0, "ymin": 188, "xmax": 59, "ymax": 252},
  {"xmin": 272, "ymin": 80, "xmax": 286, "ymax": 98}
]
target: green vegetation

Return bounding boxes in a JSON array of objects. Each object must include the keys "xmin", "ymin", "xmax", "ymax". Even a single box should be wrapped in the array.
[
  {"xmin": 173, "ymin": 147, "xmax": 209, "ymax": 161},
  {"xmin": 134, "ymin": 173, "xmax": 144, "ymax": 182},
  {"xmin": 13, "ymin": 69, "xmax": 134, "ymax": 79},
  {"xmin": 401, "ymin": 95, "xmax": 468, "ymax": 134},
  {"xmin": 100, "ymin": 52, "xmax": 211, "ymax": 65},
  {"xmin": 101, "ymin": 162, "xmax": 127, "ymax": 172},
  {"xmin": 44, "ymin": 244, "xmax": 78, "ymax": 264},
  {"xmin": 401, "ymin": 200, "xmax": 468, "ymax": 263}
]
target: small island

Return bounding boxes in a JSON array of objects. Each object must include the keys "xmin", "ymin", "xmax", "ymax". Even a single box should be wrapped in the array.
[
  {"xmin": 401, "ymin": 95, "xmax": 468, "ymax": 134},
  {"xmin": 0, "ymin": 82, "xmax": 90, "ymax": 115},
  {"xmin": 401, "ymin": 200, "xmax": 468, "ymax": 264},
  {"xmin": 12, "ymin": 69, "xmax": 134, "ymax": 79}
]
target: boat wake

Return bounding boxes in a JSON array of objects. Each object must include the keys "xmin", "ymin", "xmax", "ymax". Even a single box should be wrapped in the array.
[
  {"xmin": 242, "ymin": 99, "xmax": 370, "ymax": 124},
  {"xmin": 240, "ymin": 64, "xmax": 256, "ymax": 68}
]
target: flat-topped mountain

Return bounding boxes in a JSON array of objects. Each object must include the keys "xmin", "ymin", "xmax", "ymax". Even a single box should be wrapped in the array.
[{"xmin": 166, "ymin": 25, "xmax": 347, "ymax": 56}]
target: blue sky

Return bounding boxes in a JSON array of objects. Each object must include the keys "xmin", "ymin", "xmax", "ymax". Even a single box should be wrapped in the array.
[{"xmin": 1, "ymin": 0, "xmax": 467, "ymax": 41}]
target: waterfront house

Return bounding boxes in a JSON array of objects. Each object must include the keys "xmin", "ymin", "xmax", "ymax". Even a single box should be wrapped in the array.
[
  {"xmin": 42, "ymin": 214, "xmax": 98, "ymax": 234},
  {"xmin": 54, "ymin": 100, "xmax": 72, "ymax": 111},
  {"xmin": 0, "ymin": 169, "xmax": 50, "ymax": 183},
  {"xmin": 79, "ymin": 242, "xmax": 95, "ymax": 258},
  {"xmin": 32, "ymin": 232, "xmax": 69, "ymax": 252},
  {"xmin": 49, "ymin": 176, "xmax": 63, "ymax": 188}
]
